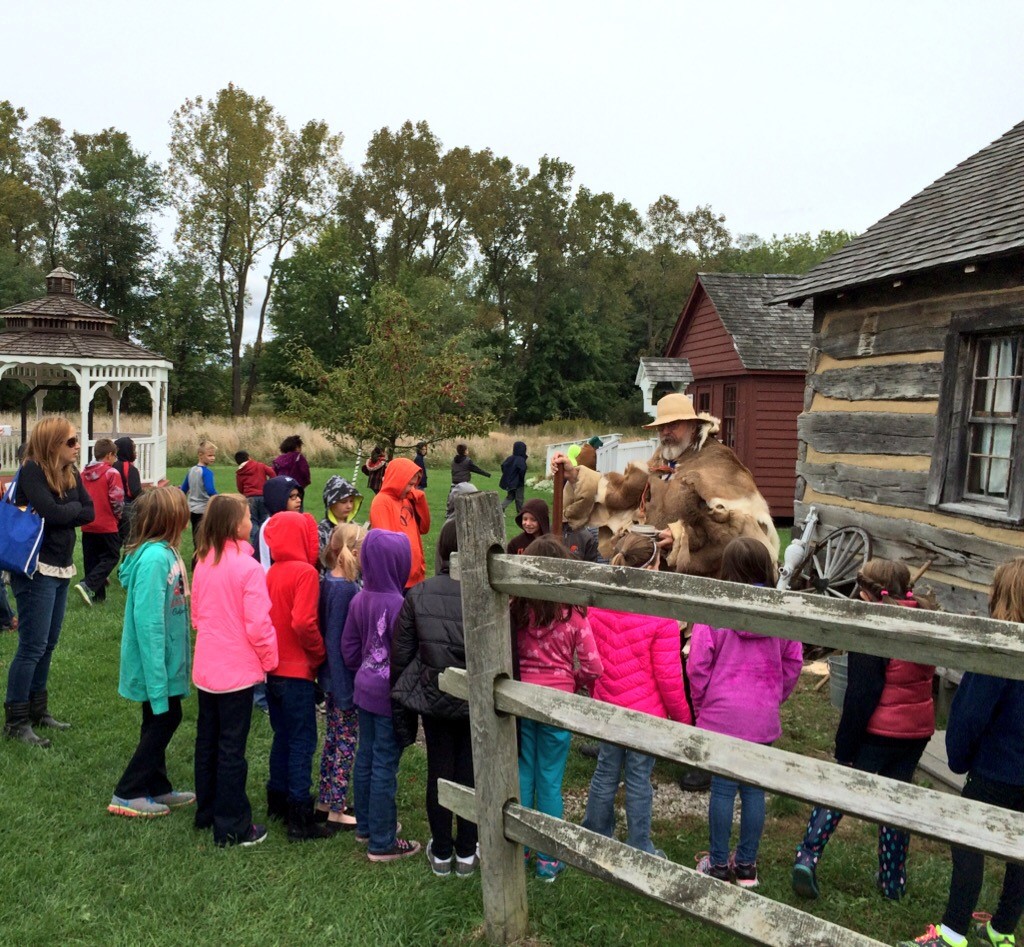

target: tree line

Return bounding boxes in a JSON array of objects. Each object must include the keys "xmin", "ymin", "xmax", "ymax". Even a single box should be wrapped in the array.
[{"xmin": 0, "ymin": 88, "xmax": 853, "ymax": 432}]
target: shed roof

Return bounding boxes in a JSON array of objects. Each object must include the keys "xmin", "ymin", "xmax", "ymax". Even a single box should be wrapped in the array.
[
  {"xmin": 773, "ymin": 118, "xmax": 1024, "ymax": 304},
  {"xmin": 695, "ymin": 273, "xmax": 811, "ymax": 371},
  {"xmin": 637, "ymin": 356, "xmax": 694, "ymax": 386}
]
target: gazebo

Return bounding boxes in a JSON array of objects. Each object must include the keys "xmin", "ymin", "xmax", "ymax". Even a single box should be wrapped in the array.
[{"xmin": 0, "ymin": 267, "xmax": 172, "ymax": 482}]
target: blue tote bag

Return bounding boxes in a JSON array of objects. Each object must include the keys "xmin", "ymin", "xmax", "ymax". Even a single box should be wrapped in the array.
[{"xmin": 0, "ymin": 467, "xmax": 45, "ymax": 576}]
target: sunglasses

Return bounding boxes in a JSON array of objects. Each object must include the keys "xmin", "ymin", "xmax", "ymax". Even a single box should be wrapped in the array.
[{"xmin": 66, "ymin": 436, "xmax": 80, "ymax": 448}]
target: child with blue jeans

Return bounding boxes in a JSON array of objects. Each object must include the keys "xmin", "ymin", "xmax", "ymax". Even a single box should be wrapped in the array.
[
  {"xmin": 342, "ymin": 529, "xmax": 421, "ymax": 861},
  {"xmin": 511, "ymin": 535, "xmax": 603, "ymax": 881},
  {"xmin": 688, "ymin": 537, "xmax": 803, "ymax": 887}
]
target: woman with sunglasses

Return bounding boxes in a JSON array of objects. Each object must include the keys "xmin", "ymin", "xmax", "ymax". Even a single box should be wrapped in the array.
[{"xmin": 4, "ymin": 417, "xmax": 94, "ymax": 747}]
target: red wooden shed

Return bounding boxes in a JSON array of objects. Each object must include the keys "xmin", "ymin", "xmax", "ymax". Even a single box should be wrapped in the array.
[{"xmin": 664, "ymin": 273, "xmax": 812, "ymax": 520}]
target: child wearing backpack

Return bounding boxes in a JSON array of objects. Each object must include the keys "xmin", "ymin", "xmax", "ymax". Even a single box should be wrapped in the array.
[
  {"xmin": 793, "ymin": 558, "xmax": 935, "ymax": 902},
  {"xmin": 113, "ymin": 436, "xmax": 142, "ymax": 549},
  {"xmin": 689, "ymin": 537, "xmax": 803, "ymax": 888},
  {"xmin": 191, "ymin": 494, "xmax": 278, "ymax": 847},
  {"xmin": 512, "ymin": 534, "xmax": 603, "ymax": 881},
  {"xmin": 77, "ymin": 438, "xmax": 124, "ymax": 605},
  {"xmin": 581, "ymin": 529, "xmax": 691, "ymax": 856},
  {"xmin": 108, "ymin": 486, "xmax": 193, "ymax": 818}
]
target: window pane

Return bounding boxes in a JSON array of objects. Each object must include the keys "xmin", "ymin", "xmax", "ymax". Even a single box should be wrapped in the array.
[
  {"xmin": 973, "ymin": 377, "xmax": 994, "ymax": 414},
  {"xmin": 989, "ymin": 458, "xmax": 1010, "ymax": 497},
  {"xmin": 967, "ymin": 454, "xmax": 990, "ymax": 494},
  {"xmin": 993, "ymin": 423, "xmax": 1014, "ymax": 459}
]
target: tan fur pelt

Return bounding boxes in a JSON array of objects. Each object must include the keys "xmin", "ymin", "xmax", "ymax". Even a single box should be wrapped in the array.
[{"xmin": 602, "ymin": 463, "xmax": 649, "ymax": 512}]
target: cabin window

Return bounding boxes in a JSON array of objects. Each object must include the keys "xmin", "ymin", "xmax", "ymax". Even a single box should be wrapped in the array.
[
  {"xmin": 696, "ymin": 390, "xmax": 711, "ymax": 414},
  {"xmin": 722, "ymin": 384, "xmax": 737, "ymax": 448},
  {"xmin": 929, "ymin": 304, "xmax": 1024, "ymax": 523}
]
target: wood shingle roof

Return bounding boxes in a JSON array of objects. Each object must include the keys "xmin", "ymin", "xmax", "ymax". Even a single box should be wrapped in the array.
[
  {"xmin": 773, "ymin": 118, "xmax": 1024, "ymax": 304},
  {"xmin": 697, "ymin": 273, "xmax": 811, "ymax": 371}
]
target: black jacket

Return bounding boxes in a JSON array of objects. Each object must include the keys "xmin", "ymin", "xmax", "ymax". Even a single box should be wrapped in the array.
[
  {"xmin": 15, "ymin": 460, "xmax": 94, "ymax": 568},
  {"xmin": 390, "ymin": 570, "xmax": 469, "ymax": 746},
  {"xmin": 451, "ymin": 454, "xmax": 491, "ymax": 484}
]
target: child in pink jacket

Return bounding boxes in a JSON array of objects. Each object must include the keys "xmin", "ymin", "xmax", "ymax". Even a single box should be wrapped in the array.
[
  {"xmin": 688, "ymin": 537, "xmax": 802, "ymax": 888},
  {"xmin": 582, "ymin": 530, "xmax": 691, "ymax": 856},
  {"xmin": 511, "ymin": 535, "xmax": 603, "ymax": 882},
  {"xmin": 192, "ymin": 494, "xmax": 279, "ymax": 848}
]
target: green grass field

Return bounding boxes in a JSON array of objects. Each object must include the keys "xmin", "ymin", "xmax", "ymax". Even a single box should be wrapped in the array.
[{"xmin": 0, "ymin": 464, "xmax": 1005, "ymax": 945}]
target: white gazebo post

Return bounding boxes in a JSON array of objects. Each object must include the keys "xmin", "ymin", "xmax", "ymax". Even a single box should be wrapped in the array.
[{"xmin": 107, "ymin": 381, "xmax": 125, "ymax": 434}]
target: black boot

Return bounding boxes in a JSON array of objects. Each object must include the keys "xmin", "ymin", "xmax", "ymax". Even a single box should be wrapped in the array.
[
  {"xmin": 678, "ymin": 766, "xmax": 712, "ymax": 792},
  {"xmin": 4, "ymin": 701, "xmax": 52, "ymax": 748},
  {"xmin": 287, "ymin": 799, "xmax": 333, "ymax": 842},
  {"xmin": 28, "ymin": 691, "xmax": 71, "ymax": 730},
  {"xmin": 266, "ymin": 787, "xmax": 288, "ymax": 823}
]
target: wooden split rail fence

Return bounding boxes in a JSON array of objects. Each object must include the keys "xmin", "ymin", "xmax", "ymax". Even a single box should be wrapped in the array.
[{"xmin": 441, "ymin": 491, "xmax": 1024, "ymax": 946}]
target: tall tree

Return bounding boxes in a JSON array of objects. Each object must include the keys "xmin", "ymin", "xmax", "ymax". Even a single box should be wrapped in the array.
[
  {"xmin": 0, "ymin": 101, "xmax": 41, "ymax": 259},
  {"xmin": 282, "ymin": 284, "xmax": 490, "ymax": 458},
  {"xmin": 65, "ymin": 128, "xmax": 163, "ymax": 337},
  {"xmin": 168, "ymin": 84, "xmax": 345, "ymax": 415},
  {"xmin": 719, "ymin": 230, "xmax": 855, "ymax": 274},
  {"xmin": 27, "ymin": 117, "xmax": 74, "ymax": 270}
]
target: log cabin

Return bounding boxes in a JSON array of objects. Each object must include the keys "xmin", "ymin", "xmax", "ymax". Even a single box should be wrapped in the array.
[{"xmin": 774, "ymin": 118, "xmax": 1024, "ymax": 614}]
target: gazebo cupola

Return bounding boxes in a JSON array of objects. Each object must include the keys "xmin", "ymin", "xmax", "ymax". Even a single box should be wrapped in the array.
[{"xmin": 0, "ymin": 267, "xmax": 172, "ymax": 481}]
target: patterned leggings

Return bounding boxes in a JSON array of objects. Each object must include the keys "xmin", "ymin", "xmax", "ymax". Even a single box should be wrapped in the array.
[{"xmin": 318, "ymin": 695, "xmax": 358, "ymax": 813}]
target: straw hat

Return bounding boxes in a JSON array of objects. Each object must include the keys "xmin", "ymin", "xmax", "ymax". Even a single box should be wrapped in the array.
[{"xmin": 643, "ymin": 393, "xmax": 698, "ymax": 428}]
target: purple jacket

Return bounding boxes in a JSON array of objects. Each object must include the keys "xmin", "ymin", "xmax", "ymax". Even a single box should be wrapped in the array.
[
  {"xmin": 272, "ymin": 451, "xmax": 311, "ymax": 488},
  {"xmin": 341, "ymin": 530, "xmax": 411, "ymax": 716},
  {"xmin": 687, "ymin": 624, "xmax": 802, "ymax": 743}
]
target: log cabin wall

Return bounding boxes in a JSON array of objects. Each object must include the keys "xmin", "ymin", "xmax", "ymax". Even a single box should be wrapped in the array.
[{"xmin": 796, "ymin": 268, "xmax": 1024, "ymax": 614}]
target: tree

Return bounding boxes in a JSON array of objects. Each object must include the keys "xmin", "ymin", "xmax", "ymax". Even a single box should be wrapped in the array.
[
  {"xmin": 719, "ymin": 230, "xmax": 856, "ymax": 274},
  {"xmin": 0, "ymin": 101, "xmax": 41, "ymax": 259},
  {"xmin": 282, "ymin": 285, "xmax": 490, "ymax": 458},
  {"xmin": 65, "ymin": 128, "xmax": 163, "ymax": 338},
  {"xmin": 27, "ymin": 116, "xmax": 74, "ymax": 270},
  {"xmin": 168, "ymin": 84, "xmax": 346, "ymax": 415}
]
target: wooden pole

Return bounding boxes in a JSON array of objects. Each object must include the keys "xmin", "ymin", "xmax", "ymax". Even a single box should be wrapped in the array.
[
  {"xmin": 552, "ymin": 465, "xmax": 565, "ymax": 537},
  {"xmin": 453, "ymin": 491, "xmax": 528, "ymax": 944}
]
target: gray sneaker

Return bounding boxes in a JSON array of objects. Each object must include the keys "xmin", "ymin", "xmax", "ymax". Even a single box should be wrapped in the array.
[
  {"xmin": 455, "ymin": 844, "xmax": 480, "ymax": 877},
  {"xmin": 108, "ymin": 795, "xmax": 171, "ymax": 818},
  {"xmin": 152, "ymin": 790, "xmax": 196, "ymax": 809},
  {"xmin": 426, "ymin": 839, "xmax": 453, "ymax": 876}
]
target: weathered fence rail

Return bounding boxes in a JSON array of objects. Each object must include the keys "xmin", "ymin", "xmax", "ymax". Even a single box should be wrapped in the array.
[{"xmin": 445, "ymin": 491, "xmax": 1024, "ymax": 945}]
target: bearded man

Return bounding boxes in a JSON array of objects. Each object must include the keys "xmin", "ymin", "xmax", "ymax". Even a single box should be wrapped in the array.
[{"xmin": 551, "ymin": 393, "xmax": 778, "ymax": 577}]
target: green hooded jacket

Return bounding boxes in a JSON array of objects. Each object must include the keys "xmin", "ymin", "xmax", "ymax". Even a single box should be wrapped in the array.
[{"xmin": 118, "ymin": 540, "xmax": 191, "ymax": 714}]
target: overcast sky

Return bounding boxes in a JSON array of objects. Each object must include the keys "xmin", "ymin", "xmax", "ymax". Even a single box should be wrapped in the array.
[{"xmin": 4, "ymin": 0, "xmax": 1023, "ymax": 259}]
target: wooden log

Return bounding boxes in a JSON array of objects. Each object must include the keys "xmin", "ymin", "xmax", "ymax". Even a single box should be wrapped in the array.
[
  {"xmin": 439, "ymin": 672, "xmax": 1024, "ymax": 864},
  {"xmin": 452, "ymin": 491, "xmax": 528, "ymax": 944},
  {"xmin": 482, "ymin": 554, "xmax": 1024, "ymax": 678},
  {"xmin": 437, "ymin": 780, "xmax": 884, "ymax": 947},
  {"xmin": 817, "ymin": 305, "xmax": 948, "ymax": 359},
  {"xmin": 798, "ymin": 411, "xmax": 936, "ymax": 455},
  {"xmin": 808, "ymin": 362, "xmax": 942, "ymax": 401},
  {"xmin": 797, "ymin": 460, "xmax": 931, "ymax": 510}
]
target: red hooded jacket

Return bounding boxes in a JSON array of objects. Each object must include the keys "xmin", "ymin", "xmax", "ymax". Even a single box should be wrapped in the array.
[
  {"xmin": 369, "ymin": 456, "xmax": 431, "ymax": 588},
  {"xmin": 265, "ymin": 511, "xmax": 326, "ymax": 680}
]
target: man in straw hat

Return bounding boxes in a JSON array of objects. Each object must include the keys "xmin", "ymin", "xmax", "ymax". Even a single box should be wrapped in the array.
[{"xmin": 551, "ymin": 393, "xmax": 778, "ymax": 577}]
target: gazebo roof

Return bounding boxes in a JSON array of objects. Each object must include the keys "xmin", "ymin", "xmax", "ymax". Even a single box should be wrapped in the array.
[{"xmin": 0, "ymin": 267, "xmax": 167, "ymax": 363}]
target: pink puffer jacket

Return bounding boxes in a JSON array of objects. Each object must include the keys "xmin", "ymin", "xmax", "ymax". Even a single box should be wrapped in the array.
[{"xmin": 588, "ymin": 608, "xmax": 691, "ymax": 724}]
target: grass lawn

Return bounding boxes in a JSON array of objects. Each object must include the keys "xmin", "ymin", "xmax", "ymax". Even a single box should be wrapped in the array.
[{"xmin": 0, "ymin": 463, "xmax": 1006, "ymax": 945}]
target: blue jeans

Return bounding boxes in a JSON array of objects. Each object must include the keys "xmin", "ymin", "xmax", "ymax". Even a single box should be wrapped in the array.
[
  {"xmin": 247, "ymin": 496, "xmax": 268, "ymax": 548},
  {"xmin": 5, "ymin": 572, "xmax": 70, "ymax": 703},
  {"xmin": 519, "ymin": 718, "xmax": 572, "ymax": 862},
  {"xmin": 353, "ymin": 709, "xmax": 401, "ymax": 853},
  {"xmin": 266, "ymin": 676, "xmax": 318, "ymax": 803},
  {"xmin": 582, "ymin": 742, "xmax": 658, "ymax": 853},
  {"xmin": 709, "ymin": 775, "xmax": 765, "ymax": 866}
]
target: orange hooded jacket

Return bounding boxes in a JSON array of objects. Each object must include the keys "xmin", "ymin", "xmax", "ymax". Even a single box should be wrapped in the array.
[{"xmin": 368, "ymin": 455, "xmax": 431, "ymax": 587}]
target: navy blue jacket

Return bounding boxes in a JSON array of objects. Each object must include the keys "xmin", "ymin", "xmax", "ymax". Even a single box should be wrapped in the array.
[
  {"xmin": 946, "ymin": 671, "xmax": 1024, "ymax": 786},
  {"xmin": 500, "ymin": 441, "xmax": 528, "ymax": 491}
]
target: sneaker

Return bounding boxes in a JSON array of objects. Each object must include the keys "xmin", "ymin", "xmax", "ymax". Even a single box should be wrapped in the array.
[
  {"xmin": 238, "ymin": 823, "xmax": 268, "ymax": 847},
  {"xmin": 152, "ymin": 790, "xmax": 196, "ymax": 809},
  {"xmin": 107, "ymin": 795, "xmax": 171, "ymax": 818},
  {"xmin": 367, "ymin": 838, "xmax": 422, "ymax": 862},
  {"xmin": 455, "ymin": 844, "xmax": 480, "ymax": 877},
  {"xmin": 895, "ymin": 925, "xmax": 967, "ymax": 947},
  {"xmin": 695, "ymin": 852, "xmax": 731, "ymax": 882},
  {"xmin": 426, "ymin": 839, "xmax": 453, "ymax": 876},
  {"xmin": 729, "ymin": 855, "xmax": 758, "ymax": 889},
  {"xmin": 973, "ymin": 915, "xmax": 1016, "ymax": 947},
  {"xmin": 355, "ymin": 821, "xmax": 401, "ymax": 844},
  {"xmin": 535, "ymin": 858, "xmax": 566, "ymax": 882},
  {"xmin": 792, "ymin": 862, "xmax": 819, "ymax": 899},
  {"xmin": 75, "ymin": 582, "xmax": 95, "ymax": 607}
]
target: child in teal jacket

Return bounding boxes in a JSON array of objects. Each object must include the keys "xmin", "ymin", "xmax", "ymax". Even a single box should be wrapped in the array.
[{"xmin": 108, "ymin": 486, "xmax": 195, "ymax": 819}]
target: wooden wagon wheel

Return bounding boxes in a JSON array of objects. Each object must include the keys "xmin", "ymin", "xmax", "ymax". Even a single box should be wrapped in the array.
[{"xmin": 798, "ymin": 526, "xmax": 872, "ymax": 599}]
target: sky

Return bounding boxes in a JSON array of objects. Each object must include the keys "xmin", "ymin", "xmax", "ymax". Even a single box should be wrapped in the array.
[{"xmin": 4, "ymin": 0, "xmax": 1023, "ymax": 271}]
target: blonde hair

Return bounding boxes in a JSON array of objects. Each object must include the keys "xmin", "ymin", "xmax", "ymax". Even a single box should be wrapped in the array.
[
  {"xmin": 323, "ymin": 522, "xmax": 366, "ymax": 581},
  {"xmin": 610, "ymin": 530, "xmax": 659, "ymax": 569},
  {"xmin": 24, "ymin": 416, "xmax": 77, "ymax": 494},
  {"xmin": 125, "ymin": 486, "xmax": 190, "ymax": 553},
  {"xmin": 991, "ymin": 557, "xmax": 1024, "ymax": 624},
  {"xmin": 198, "ymin": 439, "xmax": 217, "ymax": 456},
  {"xmin": 194, "ymin": 493, "xmax": 246, "ymax": 565}
]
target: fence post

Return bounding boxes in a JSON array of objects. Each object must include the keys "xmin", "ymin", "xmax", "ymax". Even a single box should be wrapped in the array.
[{"xmin": 455, "ymin": 491, "xmax": 528, "ymax": 944}]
